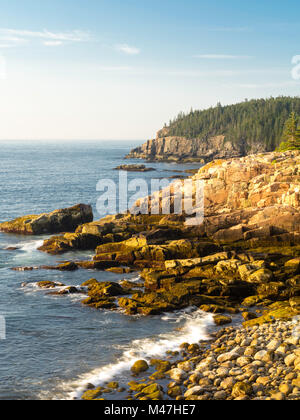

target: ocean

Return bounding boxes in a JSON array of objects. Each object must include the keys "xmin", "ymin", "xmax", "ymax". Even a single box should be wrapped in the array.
[{"xmin": 0, "ymin": 140, "xmax": 215, "ymax": 400}]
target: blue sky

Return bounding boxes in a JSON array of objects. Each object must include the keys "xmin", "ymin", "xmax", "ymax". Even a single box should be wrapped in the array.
[{"xmin": 0, "ymin": 0, "xmax": 299, "ymax": 140}]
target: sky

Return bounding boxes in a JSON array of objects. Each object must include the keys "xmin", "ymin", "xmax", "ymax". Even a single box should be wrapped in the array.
[{"xmin": 0, "ymin": 0, "xmax": 299, "ymax": 140}]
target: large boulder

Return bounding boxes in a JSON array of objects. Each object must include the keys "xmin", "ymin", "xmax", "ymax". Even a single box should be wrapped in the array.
[
  {"xmin": 38, "ymin": 232, "xmax": 104, "ymax": 254},
  {"xmin": 0, "ymin": 204, "xmax": 93, "ymax": 235},
  {"xmin": 131, "ymin": 360, "xmax": 149, "ymax": 375}
]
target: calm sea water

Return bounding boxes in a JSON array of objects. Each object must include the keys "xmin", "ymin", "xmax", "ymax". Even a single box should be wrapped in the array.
[{"xmin": 0, "ymin": 141, "xmax": 214, "ymax": 400}]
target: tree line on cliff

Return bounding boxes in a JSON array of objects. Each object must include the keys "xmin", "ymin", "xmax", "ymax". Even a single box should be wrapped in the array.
[{"xmin": 166, "ymin": 96, "xmax": 300, "ymax": 152}]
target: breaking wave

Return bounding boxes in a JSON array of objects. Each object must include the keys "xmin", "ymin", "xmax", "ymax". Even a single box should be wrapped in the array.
[{"xmin": 54, "ymin": 308, "xmax": 214, "ymax": 400}]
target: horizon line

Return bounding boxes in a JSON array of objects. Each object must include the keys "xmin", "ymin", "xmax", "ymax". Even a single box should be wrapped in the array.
[{"xmin": 0, "ymin": 138, "xmax": 146, "ymax": 142}]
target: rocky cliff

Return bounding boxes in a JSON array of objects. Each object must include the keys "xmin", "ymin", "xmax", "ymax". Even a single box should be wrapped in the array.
[
  {"xmin": 126, "ymin": 97, "xmax": 300, "ymax": 162},
  {"xmin": 134, "ymin": 150, "xmax": 300, "ymax": 246},
  {"xmin": 126, "ymin": 131, "xmax": 264, "ymax": 163}
]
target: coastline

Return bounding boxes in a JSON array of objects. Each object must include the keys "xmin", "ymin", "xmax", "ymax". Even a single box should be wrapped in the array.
[
  {"xmin": 79, "ymin": 318, "xmax": 300, "ymax": 401},
  {"xmin": 1, "ymin": 148, "xmax": 300, "ymax": 400}
]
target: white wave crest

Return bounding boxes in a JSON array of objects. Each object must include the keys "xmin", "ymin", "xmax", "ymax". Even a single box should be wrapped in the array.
[
  {"xmin": 7, "ymin": 239, "xmax": 44, "ymax": 253},
  {"xmin": 59, "ymin": 309, "xmax": 213, "ymax": 400},
  {"xmin": 19, "ymin": 240, "xmax": 44, "ymax": 252}
]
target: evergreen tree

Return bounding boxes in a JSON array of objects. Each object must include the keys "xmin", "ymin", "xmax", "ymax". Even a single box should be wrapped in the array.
[{"xmin": 279, "ymin": 112, "xmax": 300, "ymax": 150}]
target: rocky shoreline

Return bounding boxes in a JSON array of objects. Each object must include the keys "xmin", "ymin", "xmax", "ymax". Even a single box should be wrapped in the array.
[
  {"xmin": 81, "ymin": 319, "xmax": 300, "ymax": 401},
  {"xmin": 1, "ymin": 150, "xmax": 300, "ymax": 400}
]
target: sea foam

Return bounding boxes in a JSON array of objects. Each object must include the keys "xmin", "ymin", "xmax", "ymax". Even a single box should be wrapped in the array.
[
  {"xmin": 61, "ymin": 308, "xmax": 213, "ymax": 400},
  {"xmin": 17, "ymin": 240, "xmax": 44, "ymax": 252}
]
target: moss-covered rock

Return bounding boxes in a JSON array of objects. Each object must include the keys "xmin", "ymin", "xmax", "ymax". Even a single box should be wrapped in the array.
[
  {"xmin": 37, "ymin": 281, "xmax": 64, "ymax": 289},
  {"xmin": 128, "ymin": 381, "xmax": 148, "ymax": 392},
  {"xmin": 200, "ymin": 304, "xmax": 225, "ymax": 314},
  {"xmin": 243, "ymin": 301, "xmax": 298, "ymax": 327},
  {"xmin": 118, "ymin": 297, "xmax": 140, "ymax": 315},
  {"xmin": 49, "ymin": 286, "xmax": 82, "ymax": 296},
  {"xmin": 81, "ymin": 278, "xmax": 99, "ymax": 287},
  {"xmin": 242, "ymin": 295, "xmax": 261, "ymax": 307},
  {"xmin": 150, "ymin": 359, "xmax": 171, "ymax": 373},
  {"xmin": 0, "ymin": 204, "xmax": 93, "ymax": 235},
  {"xmin": 107, "ymin": 381, "xmax": 119, "ymax": 389},
  {"xmin": 131, "ymin": 360, "xmax": 149, "ymax": 375},
  {"xmin": 114, "ymin": 164, "xmax": 156, "ymax": 172},
  {"xmin": 57, "ymin": 261, "xmax": 78, "ymax": 271},
  {"xmin": 149, "ymin": 371, "xmax": 167, "ymax": 380},
  {"xmin": 167, "ymin": 386, "xmax": 182, "ymax": 398},
  {"xmin": 39, "ymin": 233, "xmax": 104, "ymax": 255},
  {"xmin": 146, "ymin": 391, "xmax": 164, "ymax": 400},
  {"xmin": 106, "ymin": 267, "xmax": 132, "ymax": 274},
  {"xmin": 242, "ymin": 311, "xmax": 258, "ymax": 321},
  {"xmin": 83, "ymin": 297, "xmax": 117, "ymax": 310},
  {"xmin": 213, "ymin": 315, "xmax": 232, "ymax": 326},
  {"xmin": 142, "ymin": 383, "xmax": 162, "ymax": 395},
  {"xmin": 284, "ymin": 258, "xmax": 300, "ymax": 273},
  {"xmin": 119, "ymin": 280, "xmax": 144, "ymax": 291},
  {"xmin": 81, "ymin": 387, "xmax": 103, "ymax": 400},
  {"xmin": 82, "ymin": 281, "xmax": 127, "ymax": 309}
]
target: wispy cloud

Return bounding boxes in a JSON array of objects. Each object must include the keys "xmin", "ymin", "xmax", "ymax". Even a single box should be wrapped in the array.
[
  {"xmin": 115, "ymin": 44, "xmax": 140, "ymax": 55},
  {"xmin": 0, "ymin": 29, "xmax": 91, "ymax": 48},
  {"xmin": 193, "ymin": 54, "xmax": 253, "ymax": 60}
]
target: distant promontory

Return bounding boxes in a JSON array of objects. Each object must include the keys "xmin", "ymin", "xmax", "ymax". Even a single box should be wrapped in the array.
[{"xmin": 126, "ymin": 97, "xmax": 300, "ymax": 163}]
